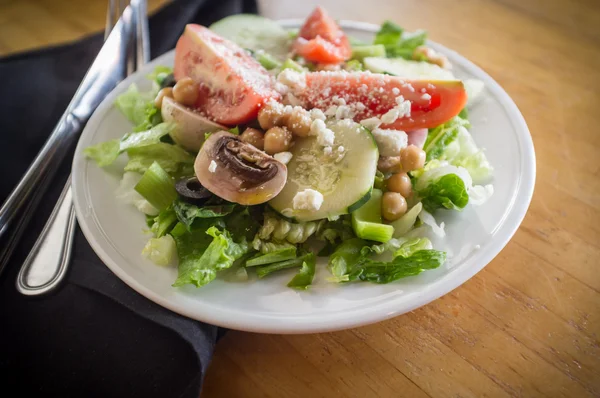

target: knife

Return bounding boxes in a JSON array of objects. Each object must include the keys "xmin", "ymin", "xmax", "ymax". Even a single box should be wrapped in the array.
[{"xmin": 0, "ymin": 6, "xmax": 135, "ymax": 275}]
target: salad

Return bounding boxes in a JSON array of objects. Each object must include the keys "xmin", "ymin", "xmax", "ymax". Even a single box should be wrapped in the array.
[{"xmin": 85, "ymin": 6, "xmax": 493, "ymax": 290}]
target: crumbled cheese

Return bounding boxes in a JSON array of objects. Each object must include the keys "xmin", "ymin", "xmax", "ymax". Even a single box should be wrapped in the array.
[
  {"xmin": 360, "ymin": 117, "xmax": 382, "ymax": 130},
  {"xmin": 274, "ymin": 151, "xmax": 293, "ymax": 165},
  {"xmin": 421, "ymin": 93, "xmax": 432, "ymax": 101},
  {"xmin": 310, "ymin": 119, "xmax": 335, "ymax": 146},
  {"xmin": 324, "ymin": 105, "xmax": 338, "ymax": 117},
  {"xmin": 392, "ymin": 87, "xmax": 400, "ymax": 96},
  {"xmin": 337, "ymin": 146, "xmax": 345, "ymax": 152},
  {"xmin": 323, "ymin": 146, "xmax": 333, "ymax": 155},
  {"xmin": 335, "ymin": 105, "xmax": 355, "ymax": 120},
  {"xmin": 371, "ymin": 128, "xmax": 408, "ymax": 156},
  {"xmin": 208, "ymin": 160, "xmax": 217, "ymax": 173},
  {"xmin": 292, "ymin": 189, "xmax": 324, "ymax": 211},
  {"xmin": 310, "ymin": 108, "xmax": 326, "ymax": 121},
  {"xmin": 285, "ymin": 93, "xmax": 302, "ymax": 106},
  {"xmin": 277, "ymin": 69, "xmax": 306, "ymax": 91},
  {"xmin": 380, "ymin": 96, "xmax": 411, "ymax": 124},
  {"xmin": 420, "ymin": 88, "xmax": 427, "ymax": 93}
]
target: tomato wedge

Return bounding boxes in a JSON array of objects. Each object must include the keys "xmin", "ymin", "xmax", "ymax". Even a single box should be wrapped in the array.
[
  {"xmin": 295, "ymin": 72, "xmax": 467, "ymax": 130},
  {"xmin": 174, "ymin": 24, "xmax": 280, "ymax": 125},
  {"xmin": 293, "ymin": 6, "xmax": 351, "ymax": 64}
]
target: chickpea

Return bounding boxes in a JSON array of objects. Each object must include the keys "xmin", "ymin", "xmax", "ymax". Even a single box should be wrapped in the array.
[
  {"xmin": 257, "ymin": 102, "xmax": 290, "ymax": 130},
  {"xmin": 172, "ymin": 77, "xmax": 199, "ymax": 106},
  {"xmin": 377, "ymin": 156, "xmax": 403, "ymax": 174},
  {"xmin": 286, "ymin": 107, "xmax": 312, "ymax": 137},
  {"xmin": 387, "ymin": 172, "xmax": 412, "ymax": 198},
  {"xmin": 382, "ymin": 192, "xmax": 408, "ymax": 221},
  {"xmin": 264, "ymin": 126, "xmax": 293, "ymax": 155},
  {"xmin": 240, "ymin": 128, "xmax": 265, "ymax": 150},
  {"xmin": 154, "ymin": 87, "xmax": 173, "ymax": 109},
  {"xmin": 400, "ymin": 145, "xmax": 426, "ymax": 172}
]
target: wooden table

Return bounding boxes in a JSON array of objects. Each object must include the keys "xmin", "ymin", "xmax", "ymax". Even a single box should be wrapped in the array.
[{"xmin": 2, "ymin": 0, "xmax": 599, "ymax": 396}]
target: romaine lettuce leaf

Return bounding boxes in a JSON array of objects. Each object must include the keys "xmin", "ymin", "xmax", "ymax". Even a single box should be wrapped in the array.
[
  {"xmin": 394, "ymin": 237, "xmax": 433, "ymax": 258},
  {"xmin": 287, "ymin": 253, "xmax": 316, "ymax": 290},
  {"xmin": 373, "ymin": 21, "xmax": 427, "ymax": 59},
  {"xmin": 423, "ymin": 116, "xmax": 470, "ymax": 161},
  {"xmin": 142, "ymin": 235, "xmax": 176, "ymax": 266},
  {"xmin": 374, "ymin": 21, "xmax": 403, "ymax": 48},
  {"xmin": 349, "ymin": 250, "xmax": 445, "ymax": 283},
  {"xmin": 83, "ymin": 139, "xmax": 121, "ymax": 167},
  {"xmin": 124, "ymin": 142, "xmax": 194, "ymax": 176},
  {"xmin": 151, "ymin": 207, "xmax": 178, "ymax": 237},
  {"xmin": 417, "ymin": 173, "xmax": 469, "ymax": 212},
  {"xmin": 173, "ymin": 226, "xmax": 249, "ymax": 288},
  {"xmin": 173, "ymin": 199, "xmax": 236, "ymax": 230},
  {"xmin": 147, "ymin": 66, "xmax": 173, "ymax": 86},
  {"xmin": 327, "ymin": 238, "xmax": 366, "ymax": 282},
  {"xmin": 115, "ymin": 83, "xmax": 161, "ymax": 131}
]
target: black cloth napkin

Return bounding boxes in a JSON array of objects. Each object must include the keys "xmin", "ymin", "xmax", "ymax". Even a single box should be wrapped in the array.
[{"xmin": 0, "ymin": 1, "xmax": 256, "ymax": 397}]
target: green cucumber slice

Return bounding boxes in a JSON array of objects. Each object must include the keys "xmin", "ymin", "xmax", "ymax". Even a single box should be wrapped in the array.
[
  {"xmin": 364, "ymin": 57, "xmax": 455, "ymax": 80},
  {"xmin": 209, "ymin": 14, "xmax": 291, "ymax": 60},
  {"xmin": 269, "ymin": 120, "xmax": 378, "ymax": 222},
  {"xmin": 351, "ymin": 188, "xmax": 394, "ymax": 243}
]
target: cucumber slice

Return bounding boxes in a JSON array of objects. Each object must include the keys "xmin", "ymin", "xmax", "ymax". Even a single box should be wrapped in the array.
[
  {"xmin": 351, "ymin": 189, "xmax": 394, "ymax": 243},
  {"xmin": 364, "ymin": 57, "xmax": 455, "ymax": 80},
  {"xmin": 269, "ymin": 120, "xmax": 378, "ymax": 222},
  {"xmin": 209, "ymin": 14, "xmax": 291, "ymax": 60},
  {"xmin": 364, "ymin": 57, "xmax": 485, "ymax": 106}
]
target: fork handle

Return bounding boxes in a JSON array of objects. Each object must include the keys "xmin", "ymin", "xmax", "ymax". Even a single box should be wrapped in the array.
[{"xmin": 16, "ymin": 179, "xmax": 76, "ymax": 295}]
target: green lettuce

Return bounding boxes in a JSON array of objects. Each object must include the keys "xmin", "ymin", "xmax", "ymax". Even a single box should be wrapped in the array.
[
  {"xmin": 287, "ymin": 253, "xmax": 316, "ymax": 290},
  {"xmin": 349, "ymin": 250, "xmax": 446, "ymax": 283},
  {"xmin": 142, "ymin": 235, "xmax": 176, "ymax": 266},
  {"xmin": 173, "ymin": 199, "xmax": 236, "ymax": 230},
  {"xmin": 246, "ymin": 246, "xmax": 297, "ymax": 267},
  {"xmin": 423, "ymin": 116, "xmax": 470, "ymax": 161},
  {"xmin": 374, "ymin": 21, "xmax": 427, "ymax": 59},
  {"xmin": 83, "ymin": 139, "xmax": 120, "ymax": 167},
  {"xmin": 255, "ymin": 250, "xmax": 313, "ymax": 279},
  {"xmin": 173, "ymin": 226, "xmax": 249, "ymax": 288},
  {"xmin": 327, "ymin": 237, "xmax": 445, "ymax": 283},
  {"xmin": 124, "ymin": 142, "xmax": 194, "ymax": 177},
  {"xmin": 115, "ymin": 84, "xmax": 162, "ymax": 132},
  {"xmin": 147, "ymin": 66, "xmax": 173, "ymax": 86},
  {"xmin": 417, "ymin": 173, "xmax": 469, "ymax": 212},
  {"xmin": 423, "ymin": 116, "xmax": 493, "ymax": 184},
  {"xmin": 150, "ymin": 207, "xmax": 178, "ymax": 238}
]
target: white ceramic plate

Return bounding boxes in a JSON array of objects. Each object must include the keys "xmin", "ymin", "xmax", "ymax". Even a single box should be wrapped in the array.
[{"xmin": 72, "ymin": 21, "xmax": 535, "ymax": 333}]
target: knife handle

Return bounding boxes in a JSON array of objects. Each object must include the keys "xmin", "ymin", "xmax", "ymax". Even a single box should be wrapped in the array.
[{"xmin": 16, "ymin": 179, "xmax": 76, "ymax": 295}]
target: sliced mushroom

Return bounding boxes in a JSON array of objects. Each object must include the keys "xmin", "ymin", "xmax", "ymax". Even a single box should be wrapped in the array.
[
  {"xmin": 195, "ymin": 131, "xmax": 288, "ymax": 205},
  {"xmin": 161, "ymin": 96, "xmax": 225, "ymax": 152}
]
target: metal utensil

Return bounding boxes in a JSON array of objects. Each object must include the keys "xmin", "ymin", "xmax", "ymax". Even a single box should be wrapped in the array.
[{"xmin": 15, "ymin": 0, "xmax": 150, "ymax": 294}]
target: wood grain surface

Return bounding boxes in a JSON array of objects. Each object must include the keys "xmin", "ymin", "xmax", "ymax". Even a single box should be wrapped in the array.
[{"xmin": 1, "ymin": 0, "xmax": 598, "ymax": 397}]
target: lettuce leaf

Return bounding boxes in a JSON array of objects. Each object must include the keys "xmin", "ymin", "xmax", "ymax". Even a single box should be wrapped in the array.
[
  {"xmin": 172, "ymin": 226, "xmax": 249, "ymax": 288},
  {"xmin": 124, "ymin": 142, "xmax": 194, "ymax": 176},
  {"xmin": 287, "ymin": 253, "xmax": 316, "ymax": 290},
  {"xmin": 115, "ymin": 84, "xmax": 161, "ymax": 132},
  {"xmin": 374, "ymin": 21, "xmax": 403, "ymax": 47},
  {"xmin": 83, "ymin": 139, "xmax": 120, "ymax": 167},
  {"xmin": 142, "ymin": 235, "xmax": 176, "ymax": 266},
  {"xmin": 327, "ymin": 237, "xmax": 445, "ymax": 283},
  {"xmin": 423, "ymin": 116, "xmax": 470, "ymax": 161},
  {"xmin": 349, "ymin": 250, "xmax": 445, "ymax": 283},
  {"xmin": 173, "ymin": 199, "xmax": 236, "ymax": 230},
  {"xmin": 417, "ymin": 173, "xmax": 469, "ymax": 212},
  {"xmin": 147, "ymin": 66, "xmax": 173, "ymax": 86}
]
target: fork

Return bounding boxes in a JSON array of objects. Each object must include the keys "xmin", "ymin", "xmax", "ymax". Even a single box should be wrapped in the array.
[{"xmin": 15, "ymin": 0, "xmax": 150, "ymax": 295}]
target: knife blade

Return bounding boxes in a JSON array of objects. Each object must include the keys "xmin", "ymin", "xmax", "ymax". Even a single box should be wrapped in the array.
[{"xmin": 0, "ymin": 6, "xmax": 135, "ymax": 243}]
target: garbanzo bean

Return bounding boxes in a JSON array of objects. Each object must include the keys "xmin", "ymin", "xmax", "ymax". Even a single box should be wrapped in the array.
[
  {"xmin": 286, "ymin": 106, "xmax": 312, "ymax": 137},
  {"xmin": 382, "ymin": 192, "xmax": 408, "ymax": 221},
  {"xmin": 172, "ymin": 77, "xmax": 199, "ymax": 106},
  {"xmin": 154, "ymin": 87, "xmax": 173, "ymax": 109},
  {"xmin": 258, "ymin": 102, "xmax": 290, "ymax": 130},
  {"xmin": 387, "ymin": 172, "xmax": 412, "ymax": 198},
  {"xmin": 240, "ymin": 128, "xmax": 265, "ymax": 150},
  {"xmin": 400, "ymin": 145, "xmax": 426, "ymax": 172},
  {"xmin": 264, "ymin": 126, "xmax": 293, "ymax": 154}
]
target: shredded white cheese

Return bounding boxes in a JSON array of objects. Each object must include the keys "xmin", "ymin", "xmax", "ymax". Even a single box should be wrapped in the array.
[
  {"xmin": 208, "ymin": 160, "xmax": 217, "ymax": 173},
  {"xmin": 277, "ymin": 69, "xmax": 306, "ymax": 91},
  {"xmin": 293, "ymin": 189, "xmax": 324, "ymax": 211},
  {"xmin": 380, "ymin": 96, "xmax": 411, "ymax": 124}
]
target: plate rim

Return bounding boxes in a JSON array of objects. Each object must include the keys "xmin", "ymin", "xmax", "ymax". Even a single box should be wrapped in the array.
[{"xmin": 72, "ymin": 20, "xmax": 536, "ymax": 334}]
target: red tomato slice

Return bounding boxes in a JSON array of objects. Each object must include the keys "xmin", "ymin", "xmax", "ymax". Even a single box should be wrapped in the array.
[
  {"xmin": 294, "ymin": 6, "xmax": 351, "ymax": 64},
  {"xmin": 174, "ymin": 24, "xmax": 280, "ymax": 125},
  {"xmin": 295, "ymin": 72, "xmax": 467, "ymax": 130}
]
